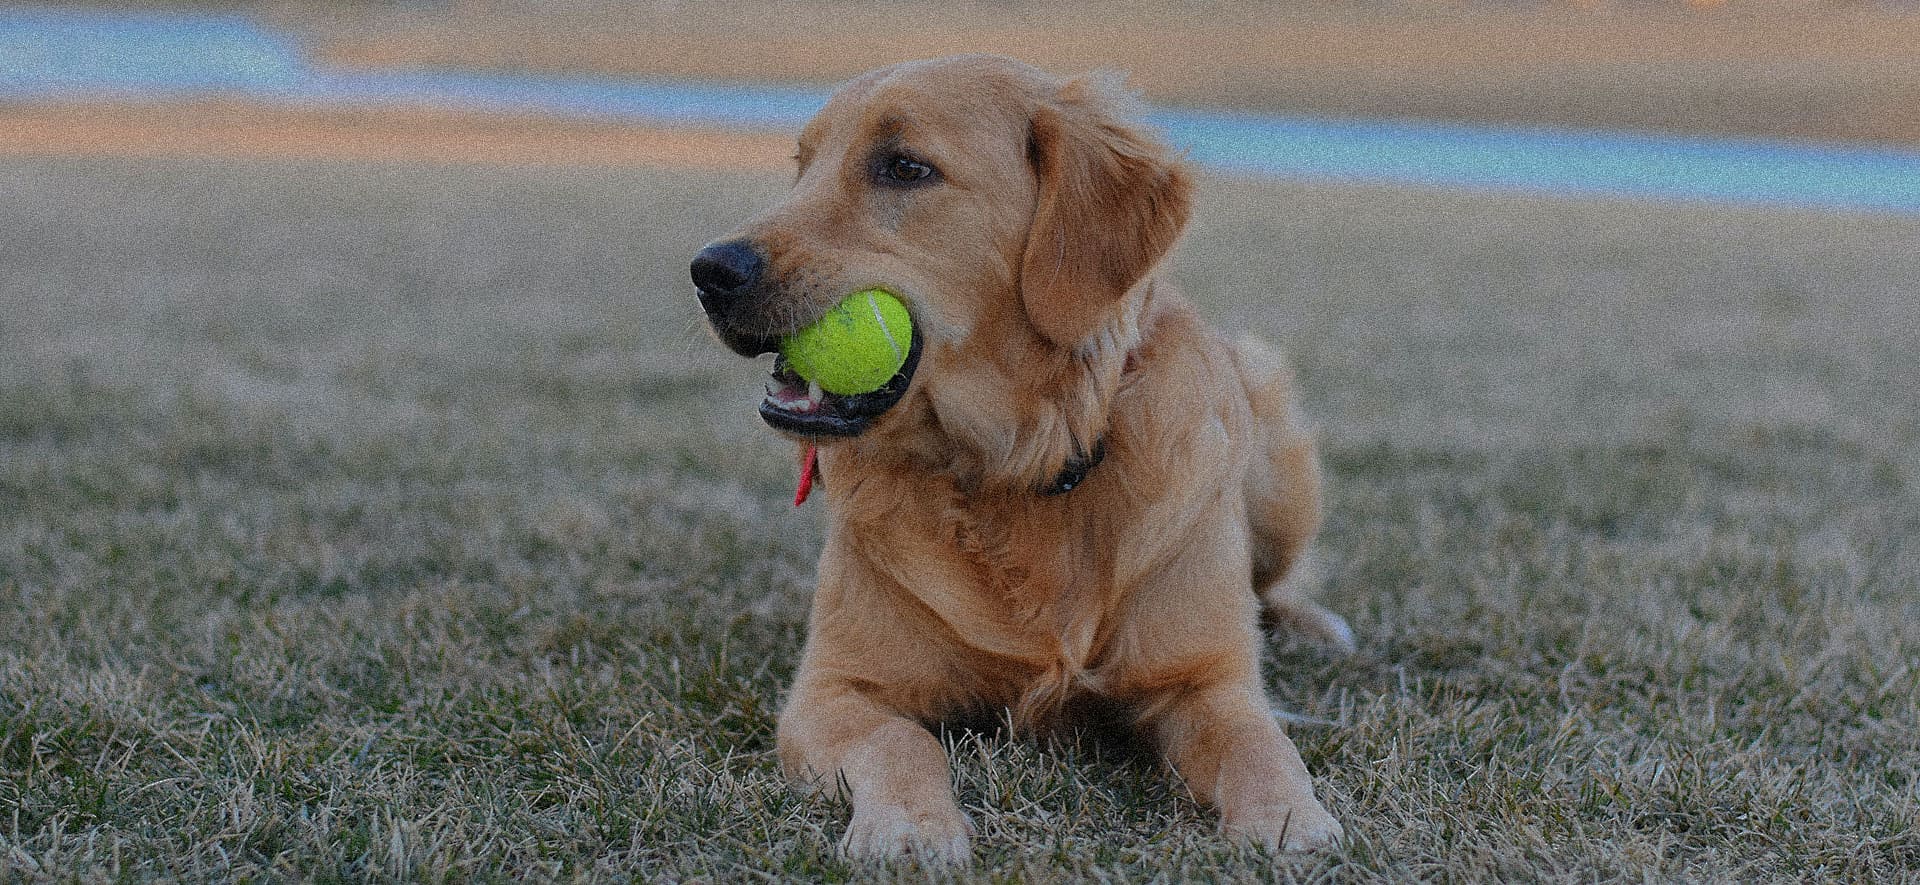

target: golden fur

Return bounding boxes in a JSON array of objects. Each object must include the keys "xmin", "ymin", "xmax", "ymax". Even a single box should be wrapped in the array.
[{"xmin": 698, "ymin": 55, "xmax": 1352, "ymax": 865}]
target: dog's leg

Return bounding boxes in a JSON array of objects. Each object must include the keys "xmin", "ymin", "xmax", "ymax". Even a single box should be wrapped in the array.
[
  {"xmin": 1116, "ymin": 470, "xmax": 1343, "ymax": 851},
  {"xmin": 1144, "ymin": 679, "xmax": 1343, "ymax": 851},
  {"xmin": 777, "ymin": 675, "xmax": 973, "ymax": 866}
]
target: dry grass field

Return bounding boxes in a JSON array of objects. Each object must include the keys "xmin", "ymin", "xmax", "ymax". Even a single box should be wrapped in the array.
[{"xmin": 3, "ymin": 150, "xmax": 1917, "ymax": 880}]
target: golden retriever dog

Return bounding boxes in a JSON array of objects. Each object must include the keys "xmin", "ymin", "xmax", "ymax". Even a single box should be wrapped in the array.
[{"xmin": 690, "ymin": 54, "xmax": 1352, "ymax": 865}]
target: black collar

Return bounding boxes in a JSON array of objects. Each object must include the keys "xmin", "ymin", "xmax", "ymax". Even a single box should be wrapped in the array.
[{"xmin": 1041, "ymin": 439, "xmax": 1106, "ymax": 496}]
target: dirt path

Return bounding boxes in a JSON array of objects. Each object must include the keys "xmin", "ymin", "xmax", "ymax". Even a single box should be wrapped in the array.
[
  {"xmin": 305, "ymin": 5, "xmax": 1920, "ymax": 147},
  {"xmin": 0, "ymin": 102, "xmax": 793, "ymax": 169},
  {"xmin": 9, "ymin": 4, "xmax": 1915, "ymax": 171}
]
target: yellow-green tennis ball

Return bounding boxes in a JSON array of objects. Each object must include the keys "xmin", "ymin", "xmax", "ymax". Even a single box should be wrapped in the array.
[{"xmin": 780, "ymin": 289, "xmax": 913, "ymax": 396}]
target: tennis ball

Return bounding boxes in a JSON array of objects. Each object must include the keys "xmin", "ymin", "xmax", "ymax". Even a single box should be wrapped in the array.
[{"xmin": 780, "ymin": 289, "xmax": 913, "ymax": 395}]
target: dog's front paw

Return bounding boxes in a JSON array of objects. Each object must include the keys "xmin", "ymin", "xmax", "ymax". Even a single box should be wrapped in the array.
[
  {"xmin": 1223, "ymin": 800, "xmax": 1344, "ymax": 852},
  {"xmin": 841, "ymin": 801, "xmax": 974, "ymax": 867}
]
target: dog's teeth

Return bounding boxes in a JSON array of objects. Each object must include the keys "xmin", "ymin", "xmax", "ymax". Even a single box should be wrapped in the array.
[{"xmin": 808, "ymin": 380, "xmax": 824, "ymax": 404}]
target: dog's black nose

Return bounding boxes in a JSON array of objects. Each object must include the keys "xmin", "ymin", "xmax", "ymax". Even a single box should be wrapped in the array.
[{"xmin": 691, "ymin": 240, "xmax": 765, "ymax": 310}]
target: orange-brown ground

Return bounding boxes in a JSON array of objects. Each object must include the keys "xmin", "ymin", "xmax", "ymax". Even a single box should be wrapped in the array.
[
  {"xmin": 0, "ymin": 102, "xmax": 792, "ymax": 169},
  {"xmin": 7, "ymin": 3, "xmax": 1917, "ymax": 167},
  {"xmin": 302, "ymin": 3, "xmax": 1920, "ymax": 148}
]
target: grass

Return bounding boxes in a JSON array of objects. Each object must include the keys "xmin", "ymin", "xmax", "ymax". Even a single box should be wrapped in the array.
[{"xmin": 2, "ymin": 154, "xmax": 1917, "ymax": 881}]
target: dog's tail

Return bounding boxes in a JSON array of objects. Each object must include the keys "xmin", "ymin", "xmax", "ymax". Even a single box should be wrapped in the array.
[{"xmin": 1232, "ymin": 335, "xmax": 1356, "ymax": 654}]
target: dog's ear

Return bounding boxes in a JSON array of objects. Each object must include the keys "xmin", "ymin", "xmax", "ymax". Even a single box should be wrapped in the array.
[{"xmin": 1021, "ymin": 73, "xmax": 1193, "ymax": 349}]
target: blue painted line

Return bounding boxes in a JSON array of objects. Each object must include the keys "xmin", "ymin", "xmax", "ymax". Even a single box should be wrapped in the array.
[
  {"xmin": 6, "ymin": 5, "xmax": 1920, "ymax": 214},
  {"xmin": 1154, "ymin": 109, "xmax": 1920, "ymax": 214},
  {"xmin": 0, "ymin": 6, "xmax": 306, "ymax": 94}
]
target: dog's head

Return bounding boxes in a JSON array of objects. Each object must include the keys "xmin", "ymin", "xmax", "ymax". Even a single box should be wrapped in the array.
[{"xmin": 691, "ymin": 55, "xmax": 1192, "ymax": 489}]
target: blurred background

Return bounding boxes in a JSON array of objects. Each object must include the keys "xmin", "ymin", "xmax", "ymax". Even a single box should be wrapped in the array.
[
  {"xmin": 302, "ymin": 0, "xmax": 1920, "ymax": 145},
  {"xmin": 8, "ymin": 0, "xmax": 1920, "ymax": 163}
]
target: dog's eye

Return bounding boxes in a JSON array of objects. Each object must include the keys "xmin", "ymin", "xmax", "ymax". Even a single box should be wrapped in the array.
[{"xmin": 883, "ymin": 156, "xmax": 935, "ymax": 184}]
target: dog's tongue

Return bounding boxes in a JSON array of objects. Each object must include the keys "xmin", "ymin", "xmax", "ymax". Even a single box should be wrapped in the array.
[{"xmin": 794, "ymin": 444, "xmax": 820, "ymax": 506}]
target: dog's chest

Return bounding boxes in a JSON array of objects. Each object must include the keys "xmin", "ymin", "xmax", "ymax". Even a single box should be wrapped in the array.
[
  {"xmin": 943, "ymin": 503, "xmax": 1105, "ymax": 627},
  {"xmin": 935, "ymin": 503, "xmax": 1125, "ymax": 716}
]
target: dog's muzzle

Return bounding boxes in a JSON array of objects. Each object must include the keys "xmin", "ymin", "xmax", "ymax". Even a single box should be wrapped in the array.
[
  {"xmin": 692, "ymin": 240, "xmax": 922, "ymax": 437},
  {"xmin": 758, "ymin": 327, "xmax": 922, "ymax": 438}
]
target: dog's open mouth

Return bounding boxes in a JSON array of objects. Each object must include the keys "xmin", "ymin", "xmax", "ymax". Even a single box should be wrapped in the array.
[{"xmin": 758, "ymin": 327, "xmax": 922, "ymax": 437}]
